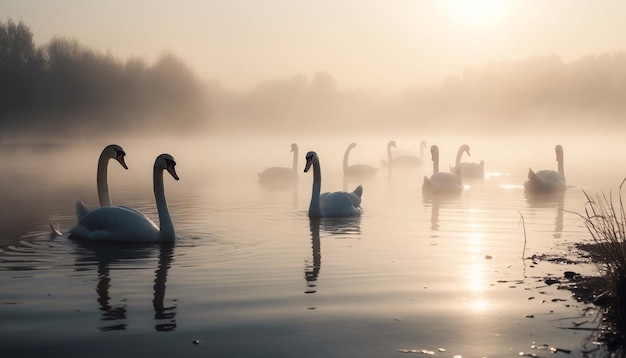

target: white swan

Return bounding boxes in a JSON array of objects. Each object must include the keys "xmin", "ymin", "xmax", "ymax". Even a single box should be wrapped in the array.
[
  {"xmin": 258, "ymin": 143, "xmax": 298, "ymax": 183},
  {"xmin": 423, "ymin": 145, "xmax": 463, "ymax": 194},
  {"xmin": 381, "ymin": 140, "xmax": 426, "ymax": 167},
  {"xmin": 304, "ymin": 151, "xmax": 362, "ymax": 217},
  {"xmin": 524, "ymin": 145, "xmax": 565, "ymax": 193},
  {"xmin": 69, "ymin": 154, "xmax": 179, "ymax": 242},
  {"xmin": 75, "ymin": 144, "xmax": 128, "ymax": 219},
  {"xmin": 450, "ymin": 144, "xmax": 484, "ymax": 179},
  {"xmin": 343, "ymin": 142, "xmax": 378, "ymax": 178}
]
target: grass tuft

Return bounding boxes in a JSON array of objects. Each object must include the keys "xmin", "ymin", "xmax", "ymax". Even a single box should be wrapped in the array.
[{"xmin": 579, "ymin": 178, "xmax": 626, "ymax": 335}]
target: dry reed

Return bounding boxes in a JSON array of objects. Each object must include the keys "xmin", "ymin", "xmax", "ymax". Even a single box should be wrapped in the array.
[{"xmin": 579, "ymin": 178, "xmax": 626, "ymax": 331}]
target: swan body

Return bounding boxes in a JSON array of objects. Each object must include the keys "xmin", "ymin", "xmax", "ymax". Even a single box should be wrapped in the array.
[
  {"xmin": 76, "ymin": 144, "xmax": 128, "ymax": 219},
  {"xmin": 258, "ymin": 143, "xmax": 298, "ymax": 182},
  {"xmin": 423, "ymin": 145, "xmax": 463, "ymax": 194},
  {"xmin": 381, "ymin": 140, "xmax": 426, "ymax": 167},
  {"xmin": 524, "ymin": 145, "xmax": 565, "ymax": 193},
  {"xmin": 304, "ymin": 151, "xmax": 362, "ymax": 217},
  {"xmin": 69, "ymin": 154, "xmax": 179, "ymax": 243},
  {"xmin": 450, "ymin": 144, "xmax": 484, "ymax": 179},
  {"xmin": 343, "ymin": 143, "xmax": 378, "ymax": 178}
]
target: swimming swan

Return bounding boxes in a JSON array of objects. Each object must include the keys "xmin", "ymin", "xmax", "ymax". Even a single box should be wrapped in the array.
[
  {"xmin": 75, "ymin": 144, "xmax": 128, "ymax": 219},
  {"xmin": 524, "ymin": 145, "xmax": 565, "ymax": 193},
  {"xmin": 69, "ymin": 154, "xmax": 179, "ymax": 242},
  {"xmin": 304, "ymin": 151, "xmax": 363, "ymax": 217},
  {"xmin": 382, "ymin": 140, "xmax": 426, "ymax": 167},
  {"xmin": 343, "ymin": 143, "xmax": 378, "ymax": 178},
  {"xmin": 258, "ymin": 143, "xmax": 298, "ymax": 182},
  {"xmin": 423, "ymin": 145, "xmax": 463, "ymax": 194},
  {"xmin": 450, "ymin": 144, "xmax": 484, "ymax": 179}
]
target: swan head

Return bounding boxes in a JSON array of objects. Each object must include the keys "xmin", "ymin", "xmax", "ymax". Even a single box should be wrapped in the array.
[
  {"xmin": 460, "ymin": 144, "xmax": 470, "ymax": 157},
  {"xmin": 304, "ymin": 151, "xmax": 318, "ymax": 173},
  {"xmin": 430, "ymin": 145, "xmax": 439, "ymax": 160},
  {"xmin": 290, "ymin": 143, "xmax": 298, "ymax": 152},
  {"xmin": 420, "ymin": 140, "xmax": 427, "ymax": 149},
  {"xmin": 348, "ymin": 143, "xmax": 357, "ymax": 150},
  {"xmin": 155, "ymin": 154, "xmax": 179, "ymax": 180},
  {"xmin": 388, "ymin": 140, "xmax": 396, "ymax": 149},
  {"xmin": 555, "ymin": 145, "xmax": 563, "ymax": 162},
  {"xmin": 105, "ymin": 144, "xmax": 128, "ymax": 169}
]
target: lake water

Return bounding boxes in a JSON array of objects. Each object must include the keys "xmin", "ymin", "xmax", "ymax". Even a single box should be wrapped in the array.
[{"xmin": 1, "ymin": 133, "xmax": 624, "ymax": 357}]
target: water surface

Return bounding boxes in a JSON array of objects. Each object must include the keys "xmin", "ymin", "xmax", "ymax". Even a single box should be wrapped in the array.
[{"xmin": 0, "ymin": 135, "xmax": 622, "ymax": 357}]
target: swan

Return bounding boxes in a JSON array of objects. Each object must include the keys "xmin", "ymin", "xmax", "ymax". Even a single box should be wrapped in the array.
[
  {"xmin": 381, "ymin": 140, "xmax": 426, "ymax": 167},
  {"xmin": 524, "ymin": 145, "xmax": 565, "ymax": 193},
  {"xmin": 258, "ymin": 143, "xmax": 298, "ymax": 182},
  {"xmin": 304, "ymin": 151, "xmax": 362, "ymax": 217},
  {"xmin": 381, "ymin": 140, "xmax": 397, "ymax": 167},
  {"xmin": 343, "ymin": 143, "xmax": 378, "ymax": 178},
  {"xmin": 423, "ymin": 145, "xmax": 463, "ymax": 194},
  {"xmin": 69, "ymin": 154, "xmax": 179, "ymax": 242},
  {"xmin": 450, "ymin": 144, "xmax": 484, "ymax": 179},
  {"xmin": 75, "ymin": 144, "xmax": 128, "ymax": 219}
]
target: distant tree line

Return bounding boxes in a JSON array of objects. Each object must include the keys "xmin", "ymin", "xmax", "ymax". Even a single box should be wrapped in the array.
[
  {"xmin": 3, "ymin": 19, "xmax": 626, "ymax": 138},
  {"xmin": 0, "ymin": 19, "xmax": 207, "ymax": 139},
  {"xmin": 208, "ymin": 53, "xmax": 626, "ymax": 133}
]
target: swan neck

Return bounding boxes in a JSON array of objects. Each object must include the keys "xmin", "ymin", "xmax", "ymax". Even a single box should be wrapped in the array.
[
  {"xmin": 309, "ymin": 158, "xmax": 322, "ymax": 217},
  {"xmin": 558, "ymin": 156, "xmax": 565, "ymax": 179},
  {"xmin": 97, "ymin": 155, "xmax": 112, "ymax": 207},
  {"xmin": 343, "ymin": 146, "xmax": 351, "ymax": 172},
  {"xmin": 387, "ymin": 143, "xmax": 393, "ymax": 163},
  {"xmin": 292, "ymin": 147, "xmax": 298, "ymax": 171},
  {"xmin": 433, "ymin": 152, "xmax": 439, "ymax": 174},
  {"xmin": 455, "ymin": 147, "xmax": 464, "ymax": 167},
  {"xmin": 154, "ymin": 167, "xmax": 175, "ymax": 242}
]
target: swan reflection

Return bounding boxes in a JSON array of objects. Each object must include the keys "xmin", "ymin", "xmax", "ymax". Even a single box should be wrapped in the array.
[
  {"xmin": 73, "ymin": 241, "xmax": 177, "ymax": 331},
  {"xmin": 305, "ymin": 219, "xmax": 322, "ymax": 294},
  {"xmin": 305, "ymin": 217, "xmax": 361, "ymax": 294},
  {"xmin": 259, "ymin": 180, "xmax": 299, "ymax": 210},
  {"xmin": 525, "ymin": 190, "xmax": 565, "ymax": 238},
  {"xmin": 423, "ymin": 195, "xmax": 461, "ymax": 234}
]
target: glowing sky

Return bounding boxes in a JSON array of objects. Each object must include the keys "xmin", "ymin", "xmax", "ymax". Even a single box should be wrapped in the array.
[{"xmin": 3, "ymin": 0, "xmax": 625, "ymax": 91}]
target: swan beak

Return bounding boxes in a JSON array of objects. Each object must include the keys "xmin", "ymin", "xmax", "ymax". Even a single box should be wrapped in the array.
[
  {"xmin": 304, "ymin": 159, "xmax": 313, "ymax": 173},
  {"xmin": 167, "ymin": 164, "xmax": 180, "ymax": 181},
  {"xmin": 116, "ymin": 155, "xmax": 128, "ymax": 169}
]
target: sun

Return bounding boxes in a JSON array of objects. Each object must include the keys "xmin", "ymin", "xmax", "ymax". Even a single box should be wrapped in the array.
[{"xmin": 444, "ymin": 0, "xmax": 511, "ymax": 28}]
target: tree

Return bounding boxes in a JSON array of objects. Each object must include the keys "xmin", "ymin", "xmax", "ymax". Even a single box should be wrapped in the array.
[{"xmin": 0, "ymin": 19, "xmax": 45, "ymax": 116}]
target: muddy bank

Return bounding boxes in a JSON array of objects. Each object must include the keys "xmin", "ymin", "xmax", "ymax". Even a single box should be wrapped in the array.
[{"xmin": 530, "ymin": 242, "xmax": 625, "ymax": 355}]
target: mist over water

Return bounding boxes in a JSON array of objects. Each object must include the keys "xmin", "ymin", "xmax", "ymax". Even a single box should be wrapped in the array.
[
  {"xmin": 2, "ymin": 3, "xmax": 626, "ymax": 355},
  {"xmin": 0, "ymin": 129, "xmax": 623, "ymax": 356},
  {"xmin": 4, "ymin": 129, "xmax": 626, "ymax": 244}
]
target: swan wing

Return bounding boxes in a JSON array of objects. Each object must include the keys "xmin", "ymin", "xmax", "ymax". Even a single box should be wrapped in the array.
[
  {"xmin": 525, "ymin": 169, "xmax": 565, "ymax": 192},
  {"xmin": 258, "ymin": 167, "xmax": 297, "ymax": 182},
  {"xmin": 319, "ymin": 191, "xmax": 362, "ymax": 217},
  {"xmin": 423, "ymin": 173, "xmax": 463, "ymax": 193},
  {"xmin": 458, "ymin": 162, "xmax": 485, "ymax": 178},
  {"xmin": 69, "ymin": 206, "xmax": 159, "ymax": 242}
]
